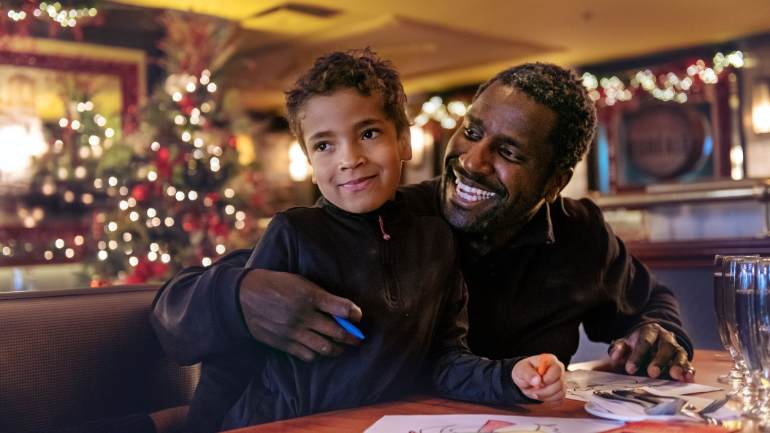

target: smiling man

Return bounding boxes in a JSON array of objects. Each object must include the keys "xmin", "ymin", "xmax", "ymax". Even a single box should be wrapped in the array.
[
  {"xmin": 152, "ymin": 63, "xmax": 694, "ymax": 392},
  {"xmin": 430, "ymin": 64, "xmax": 694, "ymax": 380}
]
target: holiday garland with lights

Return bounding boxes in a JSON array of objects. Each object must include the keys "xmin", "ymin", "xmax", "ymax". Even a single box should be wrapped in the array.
[
  {"xmin": 0, "ymin": 0, "xmax": 101, "ymax": 38},
  {"xmin": 415, "ymin": 50, "xmax": 746, "ymax": 129},
  {"xmin": 87, "ymin": 12, "xmax": 247, "ymax": 284}
]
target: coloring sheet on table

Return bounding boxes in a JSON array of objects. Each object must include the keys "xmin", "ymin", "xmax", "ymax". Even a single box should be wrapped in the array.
[
  {"xmin": 565, "ymin": 369, "xmax": 721, "ymax": 402},
  {"xmin": 364, "ymin": 414, "xmax": 621, "ymax": 433}
]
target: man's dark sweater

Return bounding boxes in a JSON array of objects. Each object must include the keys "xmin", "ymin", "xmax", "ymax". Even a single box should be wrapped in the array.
[
  {"xmin": 401, "ymin": 180, "xmax": 693, "ymax": 364},
  {"xmin": 154, "ymin": 194, "xmax": 529, "ymax": 431}
]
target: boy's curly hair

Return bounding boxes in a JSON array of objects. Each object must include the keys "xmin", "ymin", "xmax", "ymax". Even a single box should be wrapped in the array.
[
  {"xmin": 286, "ymin": 48, "xmax": 409, "ymax": 146},
  {"xmin": 475, "ymin": 63, "xmax": 597, "ymax": 171}
]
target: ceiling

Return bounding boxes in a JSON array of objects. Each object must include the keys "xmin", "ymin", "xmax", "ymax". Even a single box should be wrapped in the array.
[{"xmin": 111, "ymin": 0, "xmax": 770, "ymax": 110}]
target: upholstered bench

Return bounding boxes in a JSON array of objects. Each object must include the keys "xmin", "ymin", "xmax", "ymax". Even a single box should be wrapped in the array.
[{"xmin": 0, "ymin": 285, "xmax": 199, "ymax": 433}]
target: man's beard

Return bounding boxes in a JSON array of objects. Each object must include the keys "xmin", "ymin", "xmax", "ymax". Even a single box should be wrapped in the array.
[{"xmin": 439, "ymin": 162, "xmax": 507, "ymax": 234}]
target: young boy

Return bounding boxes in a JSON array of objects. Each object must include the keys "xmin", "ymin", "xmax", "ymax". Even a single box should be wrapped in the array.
[{"xmin": 200, "ymin": 49, "xmax": 566, "ymax": 431}]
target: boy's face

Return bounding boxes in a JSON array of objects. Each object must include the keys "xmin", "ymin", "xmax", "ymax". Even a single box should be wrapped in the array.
[{"xmin": 300, "ymin": 88, "xmax": 411, "ymax": 214}]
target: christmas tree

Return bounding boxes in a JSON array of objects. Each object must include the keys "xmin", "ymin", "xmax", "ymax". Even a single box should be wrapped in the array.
[
  {"xmin": 10, "ymin": 78, "xmax": 125, "ymax": 267},
  {"xmin": 88, "ymin": 11, "xmax": 246, "ymax": 284}
]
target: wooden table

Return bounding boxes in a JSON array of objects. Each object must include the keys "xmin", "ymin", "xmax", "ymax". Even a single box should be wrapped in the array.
[{"xmin": 226, "ymin": 349, "xmax": 759, "ymax": 432}]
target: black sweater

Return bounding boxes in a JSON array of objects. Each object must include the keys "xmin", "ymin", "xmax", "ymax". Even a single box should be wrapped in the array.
[
  {"xmin": 401, "ymin": 180, "xmax": 693, "ymax": 364},
  {"xmin": 154, "ymin": 194, "xmax": 529, "ymax": 431}
]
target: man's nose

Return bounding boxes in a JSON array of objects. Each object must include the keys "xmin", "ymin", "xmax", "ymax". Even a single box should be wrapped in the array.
[
  {"xmin": 459, "ymin": 141, "xmax": 494, "ymax": 176},
  {"xmin": 339, "ymin": 142, "xmax": 366, "ymax": 170}
]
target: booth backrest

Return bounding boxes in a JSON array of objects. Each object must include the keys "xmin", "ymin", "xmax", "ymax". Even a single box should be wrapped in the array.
[{"xmin": 0, "ymin": 285, "xmax": 199, "ymax": 433}]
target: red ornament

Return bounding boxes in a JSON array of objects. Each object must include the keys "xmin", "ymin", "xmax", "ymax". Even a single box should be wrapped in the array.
[
  {"xmin": 205, "ymin": 192, "xmax": 219, "ymax": 203},
  {"xmin": 131, "ymin": 184, "xmax": 149, "ymax": 202},
  {"xmin": 179, "ymin": 96, "xmax": 195, "ymax": 114},
  {"xmin": 125, "ymin": 258, "xmax": 170, "ymax": 283},
  {"xmin": 209, "ymin": 222, "xmax": 228, "ymax": 237},
  {"xmin": 182, "ymin": 214, "xmax": 200, "ymax": 232},
  {"xmin": 158, "ymin": 147, "xmax": 170, "ymax": 162},
  {"xmin": 156, "ymin": 147, "xmax": 172, "ymax": 178}
]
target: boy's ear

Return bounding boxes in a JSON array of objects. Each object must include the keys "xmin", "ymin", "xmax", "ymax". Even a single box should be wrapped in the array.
[{"xmin": 399, "ymin": 129, "xmax": 413, "ymax": 161}]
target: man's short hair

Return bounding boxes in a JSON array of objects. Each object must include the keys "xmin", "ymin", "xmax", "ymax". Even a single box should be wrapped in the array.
[
  {"xmin": 474, "ymin": 63, "xmax": 597, "ymax": 171},
  {"xmin": 285, "ymin": 48, "xmax": 409, "ymax": 146}
]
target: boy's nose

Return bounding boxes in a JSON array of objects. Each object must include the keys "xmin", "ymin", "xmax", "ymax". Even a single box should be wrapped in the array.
[{"xmin": 339, "ymin": 143, "xmax": 366, "ymax": 170}]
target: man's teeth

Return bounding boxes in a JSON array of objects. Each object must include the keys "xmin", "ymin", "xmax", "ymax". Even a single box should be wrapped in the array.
[{"xmin": 454, "ymin": 178, "xmax": 496, "ymax": 202}]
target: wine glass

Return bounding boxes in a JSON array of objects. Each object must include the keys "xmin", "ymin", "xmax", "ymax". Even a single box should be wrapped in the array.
[
  {"xmin": 715, "ymin": 255, "xmax": 737, "ymax": 383},
  {"xmin": 752, "ymin": 258, "xmax": 770, "ymax": 425},
  {"xmin": 717, "ymin": 255, "xmax": 751, "ymax": 399},
  {"xmin": 733, "ymin": 257, "xmax": 763, "ymax": 418}
]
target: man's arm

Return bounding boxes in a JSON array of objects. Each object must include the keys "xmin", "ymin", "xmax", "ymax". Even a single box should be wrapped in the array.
[
  {"xmin": 151, "ymin": 249, "xmax": 254, "ymax": 364},
  {"xmin": 151, "ymin": 214, "xmax": 361, "ymax": 365},
  {"xmin": 581, "ymin": 209, "xmax": 694, "ymax": 381}
]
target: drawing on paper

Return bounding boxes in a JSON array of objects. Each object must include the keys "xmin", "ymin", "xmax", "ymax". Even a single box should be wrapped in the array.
[
  {"xmin": 408, "ymin": 419, "xmax": 561, "ymax": 433},
  {"xmin": 364, "ymin": 414, "xmax": 621, "ymax": 433}
]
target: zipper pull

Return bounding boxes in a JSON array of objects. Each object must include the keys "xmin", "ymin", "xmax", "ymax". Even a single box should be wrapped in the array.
[{"xmin": 378, "ymin": 215, "xmax": 391, "ymax": 241}]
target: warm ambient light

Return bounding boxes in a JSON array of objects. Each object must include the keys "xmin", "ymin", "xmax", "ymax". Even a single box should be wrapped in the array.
[
  {"xmin": 288, "ymin": 140, "xmax": 311, "ymax": 182},
  {"xmin": 409, "ymin": 125, "xmax": 434, "ymax": 166},
  {"xmin": 752, "ymin": 78, "xmax": 770, "ymax": 134},
  {"xmin": 0, "ymin": 118, "xmax": 48, "ymax": 181}
]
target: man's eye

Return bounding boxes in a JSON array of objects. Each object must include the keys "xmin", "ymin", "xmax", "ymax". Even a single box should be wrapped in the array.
[
  {"xmin": 463, "ymin": 127, "xmax": 481, "ymax": 141},
  {"xmin": 361, "ymin": 128, "xmax": 380, "ymax": 140},
  {"xmin": 498, "ymin": 145, "xmax": 521, "ymax": 163}
]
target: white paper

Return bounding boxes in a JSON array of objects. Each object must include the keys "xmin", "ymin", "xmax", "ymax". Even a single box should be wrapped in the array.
[
  {"xmin": 565, "ymin": 369, "xmax": 721, "ymax": 402},
  {"xmin": 364, "ymin": 414, "xmax": 621, "ymax": 433}
]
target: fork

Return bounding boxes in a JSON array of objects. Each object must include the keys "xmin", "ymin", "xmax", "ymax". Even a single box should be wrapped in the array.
[
  {"xmin": 698, "ymin": 396, "xmax": 730, "ymax": 414},
  {"xmin": 679, "ymin": 396, "xmax": 730, "ymax": 425},
  {"xmin": 679, "ymin": 407, "xmax": 722, "ymax": 425}
]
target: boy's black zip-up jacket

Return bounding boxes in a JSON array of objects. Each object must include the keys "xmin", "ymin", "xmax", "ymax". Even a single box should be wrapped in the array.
[{"xmin": 154, "ymin": 193, "xmax": 530, "ymax": 430}]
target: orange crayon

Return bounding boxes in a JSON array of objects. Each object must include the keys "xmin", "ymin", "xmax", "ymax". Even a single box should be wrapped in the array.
[{"xmin": 537, "ymin": 355, "xmax": 551, "ymax": 377}]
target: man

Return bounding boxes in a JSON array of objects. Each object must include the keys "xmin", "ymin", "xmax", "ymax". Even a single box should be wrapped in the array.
[{"xmin": 152, "ymin": 63, "xmax": 694, "ymax": 389}]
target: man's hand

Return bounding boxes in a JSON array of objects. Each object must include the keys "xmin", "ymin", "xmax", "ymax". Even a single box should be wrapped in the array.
[
  {"xmin": 512, "ymin": 354, "xmax": 566, "ymax": 402},
  {"xmin": 608, "ymin": 323, "xmax": 695, "ymax": 382},
  {"xmin": 239, "ymin": 268, "xmax": 363, "ymax": 362}
]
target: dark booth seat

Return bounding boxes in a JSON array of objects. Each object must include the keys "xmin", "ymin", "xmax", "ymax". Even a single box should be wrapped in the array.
[{"xmin": 0, "ymin": 285, "xmax": 199, "ymax": 433}]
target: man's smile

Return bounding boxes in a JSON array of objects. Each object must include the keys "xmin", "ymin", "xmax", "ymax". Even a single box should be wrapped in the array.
[
  {"xmin": 445, "ymin": 165, "xmax": 504, "ymax": 211},
  {"xmin": 454, "ymin": 177, "xmax": 497, "ymax": 202}
]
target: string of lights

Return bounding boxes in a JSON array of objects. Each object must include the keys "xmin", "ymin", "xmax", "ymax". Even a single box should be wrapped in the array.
[
  {"xmin": 1, "ymin": 0, "xmax": 99, "ymax": 28},
  {"xmin": 415, "ymin": 50, "xmax": 746, "ymax": 129}
]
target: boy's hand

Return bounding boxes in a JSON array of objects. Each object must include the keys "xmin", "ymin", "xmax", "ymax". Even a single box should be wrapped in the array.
[
  {"xmin": 239, "ymin": 269, "xmax": 363, "ymax": 362},
  {"xmin": 511, "ymin": 354, "xmax": 565, "ymax": 402}
]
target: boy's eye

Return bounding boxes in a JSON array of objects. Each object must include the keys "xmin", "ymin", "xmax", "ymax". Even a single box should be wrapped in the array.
[
  {"xmin": 313, "ymin": 142, "xmax": 330, "ymax": 152},
  {"xmin": 361, "ymin": 128, "xmax": 381, "ymax": 140},
  {"xmin": 463, "ymin": 126, "xmax": 482, "ymax": 141}
]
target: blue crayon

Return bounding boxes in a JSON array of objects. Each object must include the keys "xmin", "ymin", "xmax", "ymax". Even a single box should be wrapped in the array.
[{"xmin": 333, "ymin": 315, "xmax": 365, "ymax": 340}]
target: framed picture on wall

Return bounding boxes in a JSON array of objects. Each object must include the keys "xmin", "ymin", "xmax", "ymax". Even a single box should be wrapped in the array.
[
  {"xmin": 617, "ymin": 101, "xmax": 716, "ymax": 188},
  {"xmin": 587, "ymin": 59, "xmax": 740, "ymax": 193},
  {"xmin": 0, "ymin": 39, "xmax": 146, "ymax": 266}
]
